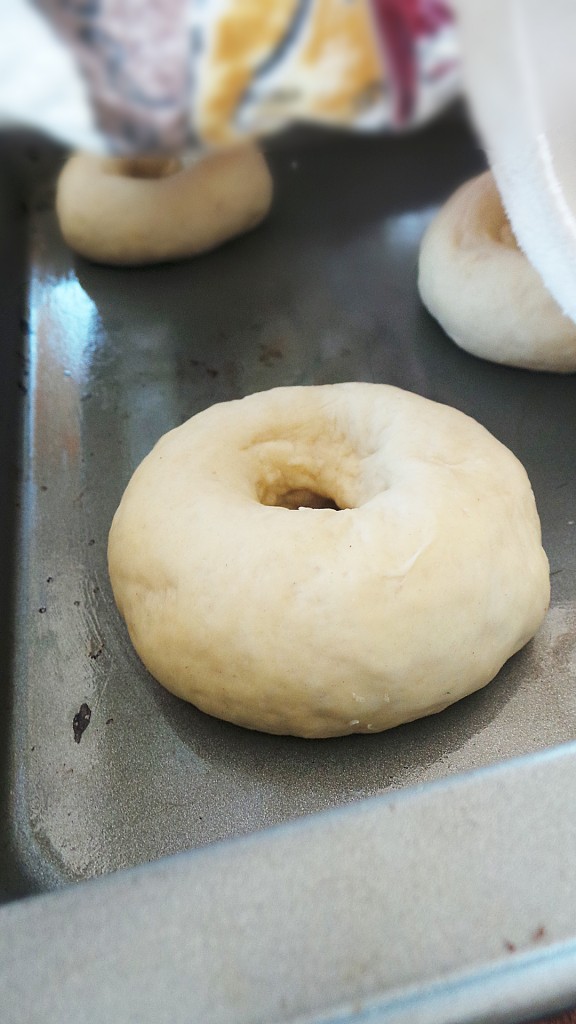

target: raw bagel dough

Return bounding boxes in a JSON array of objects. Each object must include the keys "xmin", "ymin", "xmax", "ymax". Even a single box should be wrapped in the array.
[
  {"xmin": 55, "ymin": 145, "xmax": 273, "ymax": 265},
  {"xmin": 108, "ymin": 383, "xmax": 549, "ymax": 739},
  {"xmin": 418, "ymin": 171, "xmax": 576, "ymax": 372}
]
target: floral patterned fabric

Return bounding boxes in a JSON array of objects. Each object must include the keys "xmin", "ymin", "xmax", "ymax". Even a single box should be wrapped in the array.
[{"xmin": 28, "ymin": 0, "xmax": 459, "ymax": 152}]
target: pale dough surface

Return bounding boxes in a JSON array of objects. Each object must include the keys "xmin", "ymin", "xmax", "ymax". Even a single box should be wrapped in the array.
[
  {"xmin": 418, "ymin": 171, "xmax": 576, "ymax": 372},
  {"xmin": 56, "ymin": 145, "xmax": 272, "ymax": 265},
  {"xmin": 108, "ymin": 383, "xmax": 550, "ymax": 738}
]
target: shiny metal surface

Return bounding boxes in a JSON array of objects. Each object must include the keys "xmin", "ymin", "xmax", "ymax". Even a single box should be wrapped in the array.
[
  {"xmin": 3, "ymin": 108, "xmax": 576, "ymax": 897},
  {"xmin": 3, "ymin": 744, "xmax": 576, "ymax": 1024}
]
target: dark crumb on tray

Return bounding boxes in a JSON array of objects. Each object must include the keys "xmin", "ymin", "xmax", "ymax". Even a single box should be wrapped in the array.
[
  {"xmin": 504, "ymin": 940, "xmax": 516, "ymax": 953},
  {"xmin": 106, "ymin": 717, "xmax": 114, "ymax": 726},
  {"xmin": 73, "ymin": 703, "xmax": 92, "ymax": 744},
  {"xmin": 259, "ymin": 343, "xmax": 283, "ymax": 366},
  {"xmin": 88, "ymin": 639, "xmax": 103, "ymax": 659},
  {"xmin": 38, "ymin": 606, "xmax": 46, "ymax": 614},
  {"xmin": 190, "ymin": 358, "xmax": 219, "ymax": 378}
]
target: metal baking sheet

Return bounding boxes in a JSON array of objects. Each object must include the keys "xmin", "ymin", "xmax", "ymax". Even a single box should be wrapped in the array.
[
  {"xmin": 2, "ymin": 106, "xmax": 576, "ymax": 1023},
  {"xmin": 2, "ymin": 107, "xmax": 576, "ymax": 895},
  {"xmin": 3, "ymin": 744, "xmax": 576, "ymax": 1024}
]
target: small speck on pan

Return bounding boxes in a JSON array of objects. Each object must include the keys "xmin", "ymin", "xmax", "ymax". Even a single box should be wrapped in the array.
[{"xmin": 73, "ymin": 703, "xmax": 91, "ymax": 744}]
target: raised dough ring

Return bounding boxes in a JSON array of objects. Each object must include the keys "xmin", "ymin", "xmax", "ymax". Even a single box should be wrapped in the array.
[
  {"xmin": 56, "ymin": 145, "xmax": 273, "ymax": 266},
  {"xmin": 418, "ymin": 171, "xmax": 576, "ymax": 372},
  {"xmin": 108, "ymin": 383, "xmax": 549, "ymax": 739}
]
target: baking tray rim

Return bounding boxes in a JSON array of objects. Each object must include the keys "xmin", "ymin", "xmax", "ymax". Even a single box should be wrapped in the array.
[{"xmin": 2, "ymin": 740, "xmax": 576, "ymax": 1024}]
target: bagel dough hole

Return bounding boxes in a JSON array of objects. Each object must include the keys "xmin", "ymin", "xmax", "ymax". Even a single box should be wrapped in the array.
[
  {"xmin": 252, "ymin": 437, "xmax": 357, "ymax": 511},
  {"xmin": 105, "ymin": 156, "xmax": 181, "ymax": 180},
  {"xmin": 272, "ymin": 489, "xmax": 341, "ymax": 511}
]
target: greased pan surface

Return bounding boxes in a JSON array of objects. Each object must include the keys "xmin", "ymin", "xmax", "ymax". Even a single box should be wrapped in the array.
[{"xmin": 2, "ymin": 108, "xmax": 576, "ymax": 895}]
